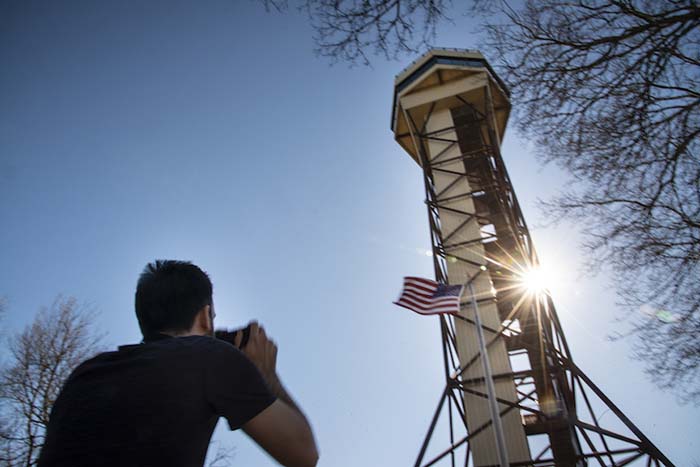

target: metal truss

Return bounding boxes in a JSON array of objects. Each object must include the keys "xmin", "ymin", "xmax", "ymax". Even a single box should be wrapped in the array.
[{"xmin": 403, "ymin": 90, "xmax": 674, "ymax": 467}]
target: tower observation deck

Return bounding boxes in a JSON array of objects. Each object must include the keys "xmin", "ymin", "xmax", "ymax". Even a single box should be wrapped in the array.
[{"xmin": 391, "ymin": 49, "xmax": 673, "ymax": 467}]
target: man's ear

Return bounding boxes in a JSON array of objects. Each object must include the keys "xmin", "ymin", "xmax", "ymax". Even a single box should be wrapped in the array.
[{"xmin": 194, "ymin": 305, "xmax": 212, "ymax": 334}]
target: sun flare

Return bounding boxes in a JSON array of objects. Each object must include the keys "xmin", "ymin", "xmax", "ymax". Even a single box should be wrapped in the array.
[{"xmin": 520, "ymin": 265, "xmax": 558, "ymax": 296}]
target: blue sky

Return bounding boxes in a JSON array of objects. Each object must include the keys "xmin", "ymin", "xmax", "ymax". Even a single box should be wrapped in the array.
[{"xmin": 1, "ymin": 1, "xmax": 698, "ymax": 465}]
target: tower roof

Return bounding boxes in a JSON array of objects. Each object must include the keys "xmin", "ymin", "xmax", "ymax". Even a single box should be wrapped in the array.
[{"xmin": 391, "ymin": 49, "xmax": 511, "ymax": 164}]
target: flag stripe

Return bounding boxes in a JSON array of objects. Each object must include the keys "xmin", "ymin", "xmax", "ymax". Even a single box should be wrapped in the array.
[
  {"xmin": 404, "ymin": 276, "xmax": 440, "ymax": 288},
  {"xmin": 402, "ymin": 281, "xmax": 437, "ymax": 295},
  {"xmin": 400, "ymin": 290, "xmax": 461, "ymax": 307},
  {"xmin": 403, "ymin": 281, "xmax": 437, "ymax": 294},
  {"xmin": 402, "ymin": 285, "xmax": 437, "ymax": 299},
  {"xmin": 394, "ymin": 301, "xmax": 459, "ymax": 315},
  {"xmin": 396, "ymin": 296, "xmax": 460, "ymax": 312}
]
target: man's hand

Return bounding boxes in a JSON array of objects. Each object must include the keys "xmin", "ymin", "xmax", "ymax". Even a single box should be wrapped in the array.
[{"xmin": 234, "ymin": 321, "xmax": 277, "ymax": 381}]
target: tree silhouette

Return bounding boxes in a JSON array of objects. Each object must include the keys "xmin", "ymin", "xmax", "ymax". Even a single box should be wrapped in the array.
[
  {"xmin": 0, "ymin": 297, "xmax": 104, "ymax": 465},
  {"xmin": 481, "ymin": 0, "xmax": 699, "ymax": 402}
]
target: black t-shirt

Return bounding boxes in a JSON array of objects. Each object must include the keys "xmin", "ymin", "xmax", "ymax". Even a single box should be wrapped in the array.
[{"xmin": 38, "ymin": 335, "xmax": 276, "ymax": 467}]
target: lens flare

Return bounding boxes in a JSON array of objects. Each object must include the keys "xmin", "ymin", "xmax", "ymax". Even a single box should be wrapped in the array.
[{"xmin": 521, "ymin": 267, "xmax": 549, "ymax": 294}]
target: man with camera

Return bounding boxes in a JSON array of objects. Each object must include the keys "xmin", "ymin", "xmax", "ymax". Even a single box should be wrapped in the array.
[{"xmin": 38, "ymin": 260, "xmax": 318, "ymax": 467}]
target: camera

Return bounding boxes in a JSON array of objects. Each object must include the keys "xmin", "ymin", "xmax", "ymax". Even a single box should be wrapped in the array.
[{"xmin": 215, "ymin": 325, "xmax": 251, "ymax": 349}]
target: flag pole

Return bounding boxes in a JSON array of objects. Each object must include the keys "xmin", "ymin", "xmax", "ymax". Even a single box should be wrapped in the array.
[{"xmin": 467, "ymin": 281, "xmax": 509, "ymax": 467}]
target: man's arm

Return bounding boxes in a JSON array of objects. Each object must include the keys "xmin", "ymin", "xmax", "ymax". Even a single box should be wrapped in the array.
[{"xmin": 235, "ymin": 322, "xmax": 318, "ymax": 467}]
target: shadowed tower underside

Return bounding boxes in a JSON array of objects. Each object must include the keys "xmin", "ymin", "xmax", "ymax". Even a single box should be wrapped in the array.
[{"xmin": 391, "ymin": 49, "xmax": 673, "ymax": 467}]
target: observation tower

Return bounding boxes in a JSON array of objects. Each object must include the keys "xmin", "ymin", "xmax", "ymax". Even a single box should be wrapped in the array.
[{"xmin": 391, "ymin": 49, "xmax": 673, "ymax": 467}]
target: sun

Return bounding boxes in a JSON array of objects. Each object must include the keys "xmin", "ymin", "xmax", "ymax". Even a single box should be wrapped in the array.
[{"xmin": 519, "ymin": 264, "xmax": 558, "ymax": 296}]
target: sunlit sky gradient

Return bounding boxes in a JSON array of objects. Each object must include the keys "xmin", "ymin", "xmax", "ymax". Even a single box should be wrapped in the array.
[{"xmin": 1, "ymin": 1, "xmax": 698, "ymax": 465}]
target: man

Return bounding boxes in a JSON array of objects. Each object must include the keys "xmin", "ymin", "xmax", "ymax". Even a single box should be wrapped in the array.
[{"xmin": 38, "ymin": 260, "xmax": 318, "ymax": 467}]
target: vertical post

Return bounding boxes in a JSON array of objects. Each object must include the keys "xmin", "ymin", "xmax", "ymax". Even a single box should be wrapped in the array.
[{"xmin": 468, "ymin": 282, "xmax": 509, "ymax": 467}]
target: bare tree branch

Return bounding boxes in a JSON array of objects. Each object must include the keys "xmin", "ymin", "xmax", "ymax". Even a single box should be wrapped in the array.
[
  {"xmin": 0, "ymin": 297, "xmax": 105, "ymax": 466},
  {"xmin": 206, "ymin": 440, "xmax": 236, "ymax": 467},
  {"xmin": 258, "ymin": 0, "xmax": 289, "ymax": 12},
  {"xmin": 303, "ymin": 0, "xmax": 453, "ymax": 65},
  {"xmin": 481, "ymin": 0, "xmax": 700, "ymax": 402}
]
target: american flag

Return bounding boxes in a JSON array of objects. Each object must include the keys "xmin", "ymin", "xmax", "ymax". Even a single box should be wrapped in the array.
[{"xmin": 393, "ymin": 276, "xmax": 464, "ymax": 315}]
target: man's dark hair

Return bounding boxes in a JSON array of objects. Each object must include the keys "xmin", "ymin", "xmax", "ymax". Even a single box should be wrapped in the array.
[{"xmin": 135, "ymin": 260, "xmax": 213, "ymax": 339}]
